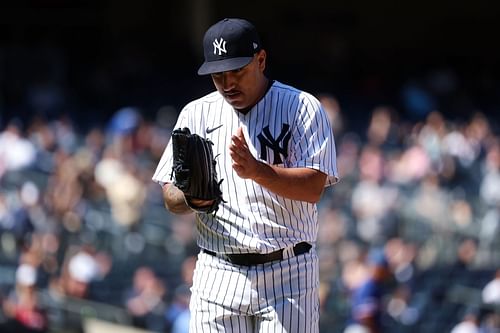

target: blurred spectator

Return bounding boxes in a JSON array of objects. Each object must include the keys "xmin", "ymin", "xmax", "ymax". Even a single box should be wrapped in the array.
[
  {"xmin": 164, "ymin": 214, "xmax": 198, "ymax": 256},
  {"xmin": 480, "ymin": 140, "xmax": 500, "ymax": 207},
  {"xmin": 454, "ymin": 238, "xmax": 479, "ymax": 272},
  {"xmin": 124, "ymin": 266, "xmax": 167, "ymax": 332},
  {"xmin": 0, "ymin": 119, "xmax": 36, "ymax": 178},
  {"xmin": 336, "ymin": 133, "xmax": 361, "ymax": 183},
  {"xmin": 44, "ymin": 150, "xmax": 84, "ymax": 227},
  {"xmin": 351, "ymin": 145, "xmax": 399, "ymax": 244},
  {"xmin": 318, "ymin": 94, "xmax": 345, "ymax": 136},
  {"xmin": 344, "ymin": 250, "xmax": 393, "ymax": 333},
  {"xmin": 168, "ymin": 285, "xmax": 190, "ymax": 333},
  {"xmin": 63, "ymin": 250, "xmax": 99, "ymax": 299},
  {"xmin": 482, "ymin": 269, "xmax": 500, "ymax": 305},
  {"xmin": 417, "ymin": 111, "xmax": 447, "ymax": 166},
  {"xmin": 386, "ymin": 143, "xmax": 431, "ymax": 185},
  {"xmin": 407, "ymin": 173, "xmax": 451, "ymax": 235},
  {"xmin": 43, "ymin": 246, "xmax": 107, "ymax": 306},
  {"xmin": 366, "ymin": 106, "xmax": 401, "ymax": 150},
  {"xmin": 2, "ymin": 264, "xmax": 47, "ymax": 333},
  {"xmin": 317, "ymin": 205, "xmax": 348, "ymax": 280},
  {"xmin": 165, "ymin": 255, "xmax": 196, "ymax": 333},
  {"xmin": 450, "ymin": 308, "xmax": 480, "ymax": 333},
  {"xmin": 94, "ymin": 144, "xmax": 146, "ymax": 228},
  {"xmin": 107, "ymin": 107, "xmax": 141, "ymax": 138},
  {"xmin": 51, "ymin": 115, "xmax": 78, "ymax": 154},
  {"xmin": 0, "ymin": 182, "xmax": 37, "ymax": 253},
  {"xmin": 481, "ymin": 316, "xmax": 500, "ymax": 333},
  {"xmin": 384, "ymin": 238, "xmax": 417, "ymax": 287},
  {"xmin": 26, "ymin": 116, "xmax": 58, "ymax": 173}
]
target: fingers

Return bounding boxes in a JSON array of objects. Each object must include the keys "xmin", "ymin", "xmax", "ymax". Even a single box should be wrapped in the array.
[
  {"xmin": 229, "ymin": 143, "xmax": 246, "ymax": 165},
  {"xmin": 230, "ymin": 127, "xmax": 253, "ymax": 177},
  {"xmin": 230, "ymin": 127, "xmax": 248, "ymax": 158},
  {"xmin": 231, "ymin": 127, "xmax": 247, "ymax": 149},
  {"xmin": 236, "ymin": 127, "xmax": 245, "ymax": 141}
]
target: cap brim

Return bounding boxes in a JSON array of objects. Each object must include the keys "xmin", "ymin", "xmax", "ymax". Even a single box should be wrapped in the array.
[{"xmin": 197, "ymin": 57, "xmax": 253, "ymax": 75}]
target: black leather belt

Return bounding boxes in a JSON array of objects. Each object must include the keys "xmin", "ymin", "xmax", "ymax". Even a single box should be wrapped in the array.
[{"xmin": 202, "ymin": 242, "xmax": 312, "ymax": 266}]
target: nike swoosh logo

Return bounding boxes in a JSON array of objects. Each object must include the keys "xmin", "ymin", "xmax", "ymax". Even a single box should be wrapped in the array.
[{"xmin": 206, "ymin": 124, "xmax": 223, "ymax": 134}]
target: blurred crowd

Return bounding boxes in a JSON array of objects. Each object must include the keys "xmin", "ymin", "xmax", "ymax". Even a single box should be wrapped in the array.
[
  {"xmin": 316, "ymin": 96, "xmax": 500, "ymax": 333},
  {"xmin": 0, "ymin": 93, "xmax": 499, "ymax": 333}
]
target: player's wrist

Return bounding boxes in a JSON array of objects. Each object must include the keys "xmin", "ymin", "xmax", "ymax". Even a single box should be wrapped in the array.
[
  {"xmin": 188, "ymin": 198, "xmax": 215, "ymax": 207},
  {"xmin": 252, "ymin": 161, "xmax": 276, "ymax": 185},
  {"xmin": 185, "ymin": 197, "xmax": 217, "ymax": 214}
]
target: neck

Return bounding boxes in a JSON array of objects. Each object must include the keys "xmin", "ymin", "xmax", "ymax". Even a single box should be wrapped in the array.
[{"xmin": 236, "ymin": 77, "xmax": 271, "ymax": 114}]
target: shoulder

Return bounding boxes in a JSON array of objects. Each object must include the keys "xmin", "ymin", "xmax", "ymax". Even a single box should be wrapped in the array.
[
  {"xmin": 271, "ymin": 81, "xmax": 321, "ymax": 109},
  {"xmin": 182, "ymin": 91, "xmax": 222, "ymax": 111},
  {"xmin": 271, "ymin": 80, "xmax": 302, "ymax": 96}
]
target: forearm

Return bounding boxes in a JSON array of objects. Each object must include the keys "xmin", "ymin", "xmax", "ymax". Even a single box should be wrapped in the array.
[
  {"xmin": 230, "ymin": 127, "xmax": 327, "ymax": 203},
  {"xmin": 162, "ymin": 183, "xmax": 192, "ymax": 215},
  {"xmin": 253, "ymin": 162, "xmax": 327, "ymax": 203}
]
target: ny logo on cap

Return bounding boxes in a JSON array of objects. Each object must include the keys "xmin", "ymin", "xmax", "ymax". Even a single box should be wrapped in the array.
[{"xmin": 213, "ymin": 38, "xmax": 227, "ymax": 56}]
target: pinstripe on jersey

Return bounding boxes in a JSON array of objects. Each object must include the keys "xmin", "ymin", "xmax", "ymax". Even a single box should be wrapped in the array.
[{"xmin": 152, "ymin": 80, "xmax": 338, "ymax": 254}]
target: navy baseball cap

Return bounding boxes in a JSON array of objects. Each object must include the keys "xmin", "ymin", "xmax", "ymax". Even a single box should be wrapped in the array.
[{"xmin": 197, "ymin": 18, "xmax": 262, "ymax": 75}]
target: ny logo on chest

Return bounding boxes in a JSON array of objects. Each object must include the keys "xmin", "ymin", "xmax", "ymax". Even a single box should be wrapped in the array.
[{"xmin": 257, "ymin": 124, "xmax": 291, "ymax": 165}]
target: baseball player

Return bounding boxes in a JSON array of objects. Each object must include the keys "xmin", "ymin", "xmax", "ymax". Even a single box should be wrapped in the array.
[{"xmin": 153, "ymin": 18, "xmax": 338, "ymax": 332}]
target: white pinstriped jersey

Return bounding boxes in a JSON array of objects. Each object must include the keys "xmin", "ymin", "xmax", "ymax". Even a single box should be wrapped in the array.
[{"xmin": 153, "ymin": 80, "xmax": 338, "ymax": 254}]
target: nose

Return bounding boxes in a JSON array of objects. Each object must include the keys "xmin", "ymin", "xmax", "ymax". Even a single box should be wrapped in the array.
[{"xmin": 222, "ymin": 72, "xmax": 236, "ymax": 91}]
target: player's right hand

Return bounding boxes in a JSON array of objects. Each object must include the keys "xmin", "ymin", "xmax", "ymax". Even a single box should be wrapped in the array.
[{"xmin": 229, "ymin": 127, "xmax": 262, "ymax": 180}]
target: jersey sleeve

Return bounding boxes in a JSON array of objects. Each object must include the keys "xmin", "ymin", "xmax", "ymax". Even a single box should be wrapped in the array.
[
  {"xmin": 288, "ymin": 93, "xmax": 339, "ymax": 187},
  {"xmin": 151, "ymin": 108, "xmax": 189, "ymax": 185}
]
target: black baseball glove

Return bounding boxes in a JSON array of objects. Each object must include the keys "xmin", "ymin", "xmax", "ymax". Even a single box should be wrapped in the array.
[{"xmin": 171, "ymin": 127, "xmax": 224, "ymax": 214}]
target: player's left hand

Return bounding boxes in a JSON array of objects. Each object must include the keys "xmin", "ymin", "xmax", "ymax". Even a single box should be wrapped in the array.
[
  {"xmin": 230, "ymin": 127, "xmax": 262, "ymax": 179},
  {"xmin": 188, "ymin": 198, "xmax": 215, "ymax": 208},
  {"xmin": 171, "ymin": 127, "xmax": 224, "ymax": 214}
]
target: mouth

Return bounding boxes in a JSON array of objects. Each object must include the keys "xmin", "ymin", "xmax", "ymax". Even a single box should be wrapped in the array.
[{"xmin": 224, "ymin": 91, "xmax": 240, "ymax": 98}]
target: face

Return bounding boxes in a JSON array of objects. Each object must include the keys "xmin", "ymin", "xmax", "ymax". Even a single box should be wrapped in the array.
[{"xmin": 211, "ymin": 50, "xmax": 267, "ymax": 110}]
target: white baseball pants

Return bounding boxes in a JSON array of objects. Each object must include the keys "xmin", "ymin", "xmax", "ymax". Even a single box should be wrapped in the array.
[{"xmin": 189, "ymin": 247, "xmax": 319, "ymax": 333}]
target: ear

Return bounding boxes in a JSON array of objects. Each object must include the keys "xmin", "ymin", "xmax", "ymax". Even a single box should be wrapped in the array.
[{"xmin": 257, "ymin": 49, "xmax": 266, "ymax": 72}]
